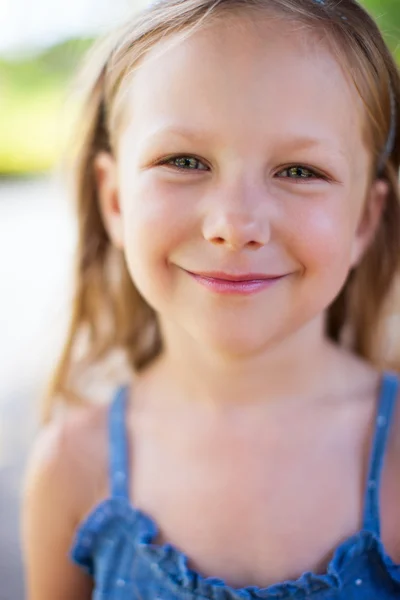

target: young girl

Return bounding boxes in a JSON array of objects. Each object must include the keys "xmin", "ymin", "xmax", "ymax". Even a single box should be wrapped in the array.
[{"xmin": 22, "ymin": 0, "xmax": 400, "ymax": 598}]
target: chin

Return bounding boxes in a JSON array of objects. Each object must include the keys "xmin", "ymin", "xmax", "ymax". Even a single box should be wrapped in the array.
[{"xmin": 190, "ymin": 318, "xmax": 282, "ymax": 359}]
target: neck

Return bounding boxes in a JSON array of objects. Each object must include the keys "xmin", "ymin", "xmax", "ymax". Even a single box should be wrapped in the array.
[{"xmin": 154, "ymin": 314, "xmax": 339, "ymax": 409}]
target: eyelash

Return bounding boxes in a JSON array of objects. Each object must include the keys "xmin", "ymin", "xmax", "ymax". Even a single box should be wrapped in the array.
[
  {"xmin": 159, "ymin": 156, "xmax": 209, "ymax": 172},
  {"xmin": 158, "ymin": 155, "xmax": 325, "ymax": 181}
]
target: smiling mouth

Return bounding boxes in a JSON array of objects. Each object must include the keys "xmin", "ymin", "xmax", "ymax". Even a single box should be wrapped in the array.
[{"xmin": 185, "ymin": 270, "xmax": 287, "ymax": 295}]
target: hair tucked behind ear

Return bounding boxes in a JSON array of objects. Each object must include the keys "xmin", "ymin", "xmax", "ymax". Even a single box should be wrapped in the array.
[
  {"xmin": 327, "ymin": 161, "xmax": 400, "ymax": 366},
  {"xmin": 44, "ymin": 0, "xmax": 400, "ymax": 422}
]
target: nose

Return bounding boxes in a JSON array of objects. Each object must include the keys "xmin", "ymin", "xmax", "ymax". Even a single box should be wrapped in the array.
[{"xmin": 202, "ymin": 182, "xmax": 270, "ymax": 251}]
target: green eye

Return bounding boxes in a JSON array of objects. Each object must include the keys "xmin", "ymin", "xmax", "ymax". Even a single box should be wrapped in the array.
[
  {"xmin": 278, "ymin": 166, "xmax": 317, "ymax": 179},
  {"xmin": 166, "ymin": 156, "xmax": 208, "ymax": 170}
]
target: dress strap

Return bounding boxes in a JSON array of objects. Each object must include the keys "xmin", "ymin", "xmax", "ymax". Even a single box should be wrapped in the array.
[
  {"xmin": 108, "ymin": 385, "xmax": 131, "ymax": 500},
  {"xmin": 362, "ymin": 372, "xmax": 399, "ymax": 536}
]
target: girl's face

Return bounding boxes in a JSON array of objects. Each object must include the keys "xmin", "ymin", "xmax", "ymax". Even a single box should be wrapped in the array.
[{"xmin": 97, "ymin": 14, "xmax": 387, "ymax": 356}]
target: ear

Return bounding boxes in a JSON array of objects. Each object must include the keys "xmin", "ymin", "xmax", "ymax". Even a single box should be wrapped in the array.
[
  {"xmin": 350, "ymin": 179, "xmax": 388, "ymax": 268},
  {"xmin": 94, "ymin": 151, "xmax": 124, "ymax": 250}
]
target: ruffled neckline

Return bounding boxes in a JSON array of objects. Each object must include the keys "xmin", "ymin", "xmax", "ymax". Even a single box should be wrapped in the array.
[{"xmin": 71, "ymin": 496, "xmax": 400, "ymax": 599}]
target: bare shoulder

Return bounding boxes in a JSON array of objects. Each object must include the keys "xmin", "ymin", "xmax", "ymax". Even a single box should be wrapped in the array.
[
  {"xmin": 22, "ymin": 400, "xmax": 110, "ymax": 600},
  {"xmin": 381, "ymin": 370, "xmax": 400, "ymax": 562},
  {"xmin": 24, "ymin": 399, "xmax": 110, "ymax": 523}
]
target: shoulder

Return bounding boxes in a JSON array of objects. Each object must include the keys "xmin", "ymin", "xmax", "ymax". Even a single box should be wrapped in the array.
[
  {"xmin": 381, "ymin": 371, "xmax": 400, "ymax": 561},
  {"xmin": 24, "ymin": 400, "xmax": 110, "ymax": 524},
  {"xmin": 22, "ymin": 401, "xmax": 111, "ymax": 600},
  {"xmin": 385, "ymin": 371, "xmax": 400, "ymax": 456}
]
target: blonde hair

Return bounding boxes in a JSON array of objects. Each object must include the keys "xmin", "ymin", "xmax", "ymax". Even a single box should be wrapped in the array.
[{"xmin": 44, "ymin": 0, "xmax": 400, "ymax": 422}]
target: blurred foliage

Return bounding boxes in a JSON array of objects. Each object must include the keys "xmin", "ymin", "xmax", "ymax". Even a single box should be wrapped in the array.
[
  {"xmin": 0, "ymin": 38, "xmax": 94, "ymax": 175},
  {"xmin": 363, "ymin": 0, "xmax": 400, "ymax": 56},
  {"xmin": 0, "ymin": 1, "xmax": 399, "ymax": 175}
]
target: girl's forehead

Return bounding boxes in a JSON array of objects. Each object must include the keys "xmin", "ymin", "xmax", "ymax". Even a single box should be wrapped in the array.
[{"xmin": 119, "ymin": 13, "xmax": 368, "ymax": 171}]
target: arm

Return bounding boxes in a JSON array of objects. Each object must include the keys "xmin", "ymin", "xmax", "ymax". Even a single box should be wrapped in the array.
[{"xmin": 22, "ymin": 418, "xmax": 94, "ymax": 600}]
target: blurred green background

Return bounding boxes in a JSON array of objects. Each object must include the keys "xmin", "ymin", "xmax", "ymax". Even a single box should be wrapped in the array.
[
  {"xmin": 0, "ymin": 0, "xmax": 399, "ymax": 176},
  {"xmin": 0, "ymin": 39, "xmax": 94, "ymax": 174},
  {"xmin": 0, "ymin": 3, "xmax": 398, "ymax": 600}
]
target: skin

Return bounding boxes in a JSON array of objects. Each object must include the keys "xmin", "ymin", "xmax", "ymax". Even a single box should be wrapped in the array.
[
  {"xmin": 23, "ymin": 12, "xmax": 400, "ymax": 600},
  {"xmin": 101, "ymin": 15, "xmax": 385, "ymax": 382}
]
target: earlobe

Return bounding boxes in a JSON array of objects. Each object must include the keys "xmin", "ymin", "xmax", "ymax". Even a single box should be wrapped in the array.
[{"xmin": 94, "ymin": 151, "xmax": 125, "ymax": 250}]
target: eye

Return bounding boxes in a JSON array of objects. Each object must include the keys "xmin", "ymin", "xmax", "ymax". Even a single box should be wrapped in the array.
[
  {"xmin": 160, "ymin": 155, "xmax": 209, "ymax": 171},
  {"xmin": 276, "ymin": 165, "xmax": 321, "ymax": 180}
]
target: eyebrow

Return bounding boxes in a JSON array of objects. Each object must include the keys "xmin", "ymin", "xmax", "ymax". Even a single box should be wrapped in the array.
[
  {"xmin": 142, "ymin": 125, "xmax": 215, "ymax": 145},
  {"xmin": 141, "ymin": 125, "xmax": 348, "ymax": 160},
  {"xmin": 285, "ymin": 135, "xmax": 347, "ymax": 155}
]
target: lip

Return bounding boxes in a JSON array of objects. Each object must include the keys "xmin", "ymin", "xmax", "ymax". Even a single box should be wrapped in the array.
[{"xmin": 185, "ymin": 270, "xmax": 287, "ymax": 295}]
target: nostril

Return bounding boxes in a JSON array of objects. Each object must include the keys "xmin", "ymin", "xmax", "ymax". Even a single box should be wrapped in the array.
[
  {"xmin": 212, "ymin": 237, "xmax": 225, "ymax": 245},
  {"xmin": 248, "ymin": 240, "xmax": 261, "ymax": 249}
]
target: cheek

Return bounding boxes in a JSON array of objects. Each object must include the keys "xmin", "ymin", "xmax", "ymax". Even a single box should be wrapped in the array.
[
  {"xmin": 289, "ymin": 200, "xmax": 356, "ymax": 282},
  {"xmin": 119, "ymin": 178, "xmax": 196, "ymax": 298}
]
